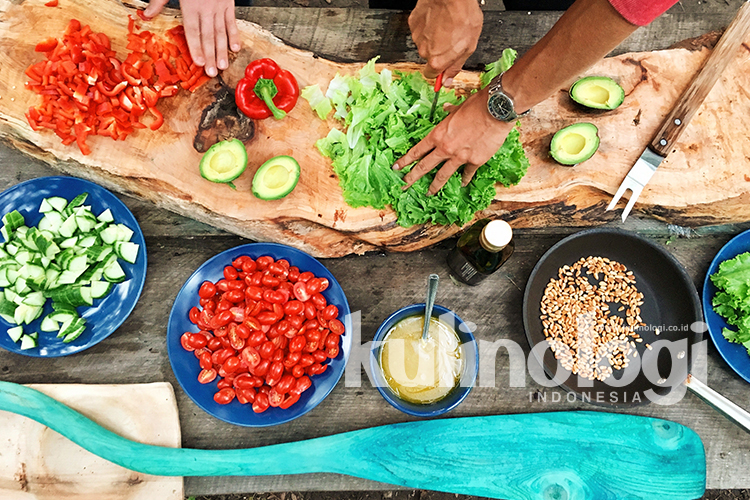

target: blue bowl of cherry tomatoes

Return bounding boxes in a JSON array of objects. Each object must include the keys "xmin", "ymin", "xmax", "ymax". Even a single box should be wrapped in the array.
[{"xmin": 167, "ymin": 243, "xmax": 352, "ymax": 427}]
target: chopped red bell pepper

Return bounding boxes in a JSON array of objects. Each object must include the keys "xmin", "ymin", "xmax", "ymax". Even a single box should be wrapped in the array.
[
  {"xmin": 235, "ymin": 58, "xmax": 299, "ymax": 120},
  {"xmin": 45, "ymin": 0, "xmax": 58, "ymax": 7}
]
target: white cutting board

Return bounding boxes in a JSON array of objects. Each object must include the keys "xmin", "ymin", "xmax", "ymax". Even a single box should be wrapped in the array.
[{"xmin": 0, "ymin": 383, "xmax": 183, "ymax": 500}]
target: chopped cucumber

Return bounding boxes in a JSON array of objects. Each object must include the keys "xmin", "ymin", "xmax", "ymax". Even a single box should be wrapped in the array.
[
  {"xmin": 0, "ymin": 193, "xmax": 140, "ymax": 350},
  {"xmin": 19, "ymin": 334, "xmax": 38, "ymax": 350},
  {"xmin": 7, "ymin": 325, "xmax": 23, "ymax": 342}
]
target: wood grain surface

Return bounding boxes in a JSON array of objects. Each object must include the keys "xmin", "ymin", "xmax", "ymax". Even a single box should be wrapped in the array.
[
  {"xmin": 0, "ymin": 3, "xmax": 750, "ymax": 497},
  {"xmin": 0, "ymin": 383, "xmax": 182, "ymax": 500},
  {"xmin": 2, "ymin": 0, "xmax": 750, "ymax": 257}
]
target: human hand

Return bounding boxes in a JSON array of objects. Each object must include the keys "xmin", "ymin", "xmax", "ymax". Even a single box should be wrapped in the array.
[
  {"xmin": 408, "ymin": 0, "xmax": 483, "ymax": 85},
  {"xmin": 143, "ymin": 0, "xmax": 241, "ymax": 77},
  {"xmin": 392, "ymin": 87, "xmax": 514, "ymax": 195}
]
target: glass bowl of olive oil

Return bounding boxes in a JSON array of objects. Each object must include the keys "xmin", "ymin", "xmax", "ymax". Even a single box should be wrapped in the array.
[{"xmin": 370, "ymin": 304, "xmax": 478, "ymax": 417}]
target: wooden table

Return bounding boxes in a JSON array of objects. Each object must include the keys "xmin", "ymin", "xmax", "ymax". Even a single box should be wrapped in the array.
[{"xmin": 1, "ymin": 2, "xmax": 750, "ymax": 496}]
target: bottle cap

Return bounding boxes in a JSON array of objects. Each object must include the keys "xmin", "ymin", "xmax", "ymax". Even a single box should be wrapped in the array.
[{"xmin": 480, "ymin": 220, "xmax": 513, "ymax": 252}]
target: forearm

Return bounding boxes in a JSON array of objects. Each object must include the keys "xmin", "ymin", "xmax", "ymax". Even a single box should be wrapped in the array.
[{"xmin": 502, "ymin": 0, "xmax": 639, "ymax": 113}]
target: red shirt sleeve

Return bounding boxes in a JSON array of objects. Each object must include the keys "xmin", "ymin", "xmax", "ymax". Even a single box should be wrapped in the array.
[{"xmin": 608, "ymin": 0, "xmax": 678, "ymax": 26}]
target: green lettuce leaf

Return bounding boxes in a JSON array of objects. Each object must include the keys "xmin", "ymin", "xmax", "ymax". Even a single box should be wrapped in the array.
[
  {"xmin": 479, "ymin": 48, "xmax": 518, "ymax": 88},
  {"xmin": 710, "ymin": 251, "xmax": 750, "ymax": 354},
  {"xmin": 301, "ymin": 85, "xmax": 333, "ymax": 120},
  {"xmin": 310, "ymin": 53, "xmax": 529, "ymax": 228}
]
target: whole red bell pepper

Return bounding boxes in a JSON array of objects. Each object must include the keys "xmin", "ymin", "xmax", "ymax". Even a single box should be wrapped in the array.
[{"xmin": 235, "ymin": 58, "xmax": 299, "ymax": 120}]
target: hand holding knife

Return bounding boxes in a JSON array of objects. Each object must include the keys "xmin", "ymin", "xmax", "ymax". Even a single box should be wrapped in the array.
[
  {"xmin": 428, "ymin": 73, "xmax": 444, "ymax": 122},
  {"xmin": 607, "ymin": 0, "xmax": 750, "ymax": 221}
]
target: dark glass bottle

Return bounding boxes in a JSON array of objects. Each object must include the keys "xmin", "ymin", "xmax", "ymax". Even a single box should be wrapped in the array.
[{"xmin": 446, "ymin": 219, "xmax": 514, "ymax": 286}]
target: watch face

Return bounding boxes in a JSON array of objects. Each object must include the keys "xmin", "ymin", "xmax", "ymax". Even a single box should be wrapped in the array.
[{"xmin": 488, "ymin": 92, "xmax": 516, "ymax": 122}]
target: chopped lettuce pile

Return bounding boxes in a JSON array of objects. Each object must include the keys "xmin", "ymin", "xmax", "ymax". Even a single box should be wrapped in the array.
[
  {"xmin": 302, "ymin": 50, "xmax": 529, "ymax": 228},
  {"xmin": 711, "ymin": 251, "xmax": 750, "ymax": 354}
]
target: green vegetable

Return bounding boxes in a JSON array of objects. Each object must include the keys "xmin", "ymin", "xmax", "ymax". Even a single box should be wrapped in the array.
[
  {"xmin": 199, "ymin": 139, "xmax": 248, "ymax": 189},
  {"xmin": 549, "ymin": 123, "xmax": 600, "ymax": 165},
  {"xmin": 479, "ymin": 49, "xmax": 518, "ymax": 88},
  {"xmin": 301, "ymin": 84, "xmax": 333, "ymax": 120},
  {"xmin": 569, "ymin": 76, "xmax": 624, "ymax": 110},
  {"xmin": 0, "ymin": 193, "xmax": 139, "ymax": 347},
  {"xmin": 252, "ymin": 155, "xmax": 301, "ymax": 200},
  {"xmin": 711, "ymin": 251, "xmax": 750, "ymax": 354},
  {"xmin": 309, "ymin": 54, "xmax": 529, "ymax": 227}
]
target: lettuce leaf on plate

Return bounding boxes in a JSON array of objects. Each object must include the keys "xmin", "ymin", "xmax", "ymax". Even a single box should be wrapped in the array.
[
  {"xmin": 711, "ymin": 251, "xmax": 750, "ymax": 354},
  {"xmin": 304, "ymin": 53, "xmax": 529, "ymax": 228}
]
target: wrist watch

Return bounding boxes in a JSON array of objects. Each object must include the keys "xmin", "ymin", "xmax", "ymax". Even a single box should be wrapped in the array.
[{"xmin": 486, "ymin": 71, "xmax": 529, "ymax": 122}]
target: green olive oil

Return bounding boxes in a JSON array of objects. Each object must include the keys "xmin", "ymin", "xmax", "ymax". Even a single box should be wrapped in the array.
[{"xmin": 446, "ymin": 219, "xmax": 514, "ymax": 286}]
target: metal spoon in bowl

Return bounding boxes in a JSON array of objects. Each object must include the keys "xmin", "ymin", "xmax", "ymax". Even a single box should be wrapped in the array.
[{"xmin": 422, "ymin": 274, "xmax": 440, "ymax": 341}]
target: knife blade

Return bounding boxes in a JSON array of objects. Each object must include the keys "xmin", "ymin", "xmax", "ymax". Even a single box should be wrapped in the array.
[
  {"xmin": 428, "ymin": 73, "xmax": 443, "ymax": 122},
  {"xmin": 606, "ymin": 0, "xmax": 750, "ymax": 221}
]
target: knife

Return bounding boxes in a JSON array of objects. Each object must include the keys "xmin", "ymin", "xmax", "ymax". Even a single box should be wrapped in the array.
[
  {"xmin": 607, "ymin": 0, "xmax": 750, "ymax": 221},
  {"xmin": 428, "ymin": 72, "xmax": 443, "ymax": 121}
]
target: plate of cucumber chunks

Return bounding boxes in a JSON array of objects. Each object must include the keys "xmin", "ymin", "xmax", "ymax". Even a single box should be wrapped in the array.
[{"xmin": 0, "ymin": 176, "xmax": 146, "ymax": 357}]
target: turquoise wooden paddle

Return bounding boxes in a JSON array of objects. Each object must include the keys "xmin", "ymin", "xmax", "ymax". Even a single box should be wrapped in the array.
[{"xmin": 0, "ymin": 382, "xmax": 705, "ymax": 500}]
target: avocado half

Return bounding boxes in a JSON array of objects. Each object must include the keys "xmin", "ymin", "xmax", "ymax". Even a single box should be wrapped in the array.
[
  {"xmin": 199, "ymin": 139, "xmax": 248, "ymax": 186},
  {"xmin": 252, "ymin": 155, "xmax": 301, "ymax": 200},
  {"xmin": 569, "ymin": 76, "xmax": 624, "ymax": 110},
  {"xmin": 550, "ymin": 123, "xmax": 600, "ymax": 166}
]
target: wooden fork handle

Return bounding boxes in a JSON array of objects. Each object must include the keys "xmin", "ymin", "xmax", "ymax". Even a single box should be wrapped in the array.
[{"xmin": 650, "ymin": 0, "xmax": 750, "ymax": 157}]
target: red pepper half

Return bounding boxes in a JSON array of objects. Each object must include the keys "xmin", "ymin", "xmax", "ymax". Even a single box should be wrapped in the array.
[{"xmin": 235, "ymin": 58, "xmax": 298, "ymax": 120}]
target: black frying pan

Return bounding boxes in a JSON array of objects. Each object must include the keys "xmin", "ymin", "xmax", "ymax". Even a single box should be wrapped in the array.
[{"xmin": 523, "ymin": 228, "xmax": 703, "ymax": 407}]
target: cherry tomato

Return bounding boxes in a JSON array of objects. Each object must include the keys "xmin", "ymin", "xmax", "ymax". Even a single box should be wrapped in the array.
[
  {"xmin": 298, "ymin": 271, "xmax": 314, "ymax": 282},
  {"xmin": 291, "ymin": 375, "xmax": 312, "ymax": 395},
  {"xmin": 268, "ymin": 387, "xmax": 284, "ymax": 407},
  {"xmin": 306, "ymin": 278, "xmax": 322, "ymax": 295},
  {"xmin": 288, "ymin": 315, "xmax": 304, "ymax": 329},
  {"xmin": 222, "ymin": 356, "xmax": 241, "ymax": 373},
  {"xmin": 312, "ymin": 349, "xmax": 327, "ymax": 363},
  {"xmin": 236, "ymin": 323, "xmax": 252, "ymax": 339},
  {"xmin": 327, "ymin": 345, "xmax": 340, "ymax": 358},
  {"xmin": 266, "ymin": 361, "xmax": 284, "ymax": 386},
  {"xmin": 189, "ymin": 307, "xmax": 201, "ymax": 325},
  {"xmin": 284, "ymin": 300, "xmax": 304, "ymax": 316},
  {"xmin": 268, "ymin": 262, "xmax": 286, "ymax": 276},
  {"xmin": 252, "ymin": 392, "xmax": 270, "ymax": 413},
  {"xmin": 198, "ymin": 368, "xmax": 217, "ymax": 384},
  {"xmin": 304, "ymin": 302, "xmax": 317, "ymax": 320},
  {"xmin": 199, "ymin": 351, "xmax": 213, "ymax": 370},
  {"xmin": 257, "ymin": 311, "xmax": 278, "ymax": 325},
  {"xmin": 217, "ymin": 376, "xmax": 233, "ymax": 388},
  {"xmin": 329, "ymin": 318, "xmax": 345, "ymax": 335},
  {"xmin": 325, "ymin": 334, "xmax": 341, "ymax": 349},
  {"xmin": 214, "ymin": 387, "xmax": 236, "ymax": 404},
  {"xmin": 279, "ymin": 392, "xmax": 300, "ymax": 409},
  {"xmin": 263, "ymin": 289, "xmax": 283, "ymax": 304},
  {"xmin": 289, "ymin": 335, "xmax": 306, "ymax": 353},
  {"xmin": 284, "ymin": 351, "xmax": 302, "ymax": 368},
  {"xmin": 299, "ymin": 354, "xmax": 315, "ymax": 368},
  {"xmin": 275, "ymin": 374, "xmax": 295, "ymax": 394},
  {"xmin": 292, "ymin": 365, "xmax": 305, "ymax": 378},
  {"xmin": 307, "ymin": 363, "xmax": 327, "ymax": 376},
  {"xmin": 256, "ymin": 256, "xmax": 274, "ymax": 270},
  {"xmin": 223, "ymin": 266, "xmax": 239, "ymax": 280},
  {"xmin": 224, "ymin": 289, "xmax": 244, "ymax": 303},
  {"xmin": 317, "ymin": 278, "xmax": 330, "ymax": 292},
  {"xmin": 247, "ymin": 331, "xmax": 266, "ymax": 348},
  {"xmin": 198, "ymin": 281, "xmax": 217, "ymax": 299},
  {"xmin": 233, "ymin": 373, "xmax": 255, "ymax": 389},
  {"xmin": 207, "ymin": 337, "xmax": 222, "ymax": 351},
  {"xmin": 245, "ymin": 286, "xmax": 263, "ymax": 301},
  {"xmin": 311, "ymin": 293, "xmax": 327, "ymax": 310},
  {"xmin": 293, "ymin": 281, "xmax": 311, "ymax": 302},
  {"xmin": 251, "ymin": 359, "xmax": 270, "ymax": 377},
  {"xmin": 288, "ymin": 267, "xmax": 300, "ymax": 282},
  {"xmin": 262, "ymin": 274, "xmax": 281, "ymax": 287},
  {"xmin": 271, "ymin": 335, "xmax": 287, "ymax": 351},
  {"xmin": 242, "ymin": 259, "xmax": 257, "ymax": 273},
  {"xmin": 240, "ymin": 346, "xmax": 261, "ymax": 367},
  {"xmin": 210, "ymin": 310, "xmax": 233, "ymax": 330},
  {"xmin": 186, "ymin": 333, "xmax": 208, "ymax": 349},
  {"xmin": 322, "ymin": 305, "xmax": 339, "ymax": 321},
  {"xmin": 181, "ymin": 332, "xmax": 195, "ymax": 351},
  {"xmin": 236, "ymin": 387, "xmax": 256, "ymax": 405},
  {"xmin": 203, "ymin": 300, "xmax": 216, "ymax": 313}
]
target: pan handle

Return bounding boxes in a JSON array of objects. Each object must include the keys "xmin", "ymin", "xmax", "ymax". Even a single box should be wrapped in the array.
[{"xmin": 685, "ymin": 375, "xmax": 750, "ymax": 434}]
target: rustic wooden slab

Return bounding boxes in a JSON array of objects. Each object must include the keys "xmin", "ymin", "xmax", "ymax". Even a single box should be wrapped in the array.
[
  {"xmin": 0, "ymin": 383, "xmax": 182, "ymax": 500},
  {"xmin": 1, "ymin": 0, "xmax": 750, "ymax": 257}
]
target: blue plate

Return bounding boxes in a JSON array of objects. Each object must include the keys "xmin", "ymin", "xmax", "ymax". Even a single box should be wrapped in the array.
[
  {"xmin": 167, "ymin": 243, "xmax": 352, "ymax": 427},
  {"xmin": 0, "ymin": 176, "xmax": 147, "ymax": 357},
  {"xmin": 703, "ymin": 228, "xmax": 750, "ymax": 384}
]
